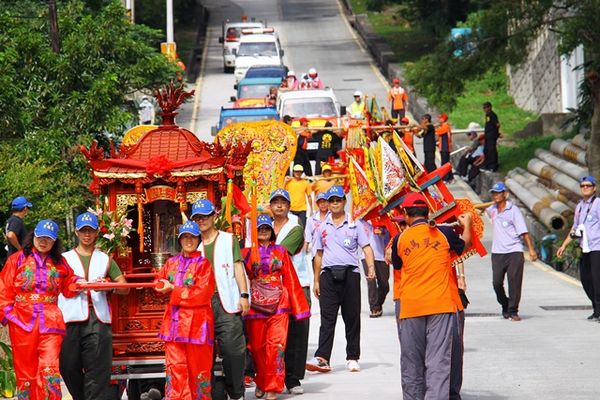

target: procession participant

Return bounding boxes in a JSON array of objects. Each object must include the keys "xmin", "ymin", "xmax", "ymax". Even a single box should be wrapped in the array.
[
  {"xmin": 154, "ymin": 220, "xmax": 215, "ymax": 400},
  {"xmin": 0, "ymin": 219, "xmax": 82, "ymax": 400},
  {"xmin": 387, "ymin": 78, "xmax": 408, "ymax": 121},
  {"xmin": 421, "ymin": 113, "xmax": 437, "ymax": 173},
  {"xmin": 307, "ymin": 67, "xmax": 325, "ymax": 89},
  {"xmin": 191, "ymin": 199, "xmax": 250, "ymax": 400},
  {"xmin": 390, "ymin": 193, "xmax": 471, "ymax": 399},
  {"xmin": 265, "ymin": 86, "xmax": 278, "ymax": 107},
  {"xmin": 311, "ymin": 164, "xmax": 337, "ymax": 203},
  {"xmin": 305, "ymin": 192, "xmax": 329, "ymax": 255},
  {"xmin": 436, "ymin": 113, "xmax": 454, "ymax": 182},
  {"xmin": 268, "ymin": 189, "xmax": 312, "ymax": 395},
  {"xmin": 58, "ymin": 212, "xmax": 128, "ymax": 400},
  {"xmin": 243, "ymin": 214, "xmax": 310, "ymax": 400},
  {"xmin": 281, "ymin": 71, "xmax": 299, "ymax": 91},
  {"xmin": 361, "ymin": 221, "xmax": 390, "ymax": 318},
  {"xmin": 313, "ymin": 121, "xmax": 341, "ymax": 175},
  {"xmin": 557, "ymin": 175, "xmax": 600, "ymax": 320},
  {"xmin": 294, "ymin": 118, "xmax": 313, "ymax": 176},
  {"xmin": 398, "ymin": 117, "xmax": 415, "ymax": 155},
  {"xmin": 349, "ymin": 91, "xmax": 366, "ymax": 119},
  {"xmin": 306, "ymin": 185, "xmax": 375, "ymax": 373},
  {"xmin": 285, "ymin": 165, "xmax": 312, "ymax": 228},
  {"xmin": 4, "ymin": 196, "xmax": 32, "ymax": 258},
  {"xmin": 482, "ymin": 101, "xmax": 500, "ymax": 171},
  {"xmin": 486, "ymin": 182, "xmax": 537, "ymax": 321}
]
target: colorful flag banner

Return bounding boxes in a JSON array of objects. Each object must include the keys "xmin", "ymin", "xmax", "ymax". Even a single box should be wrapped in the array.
[
  {"xmin": 379, "ymin": 137, "xmax": 407, "ymax": 201},
  {"xmin": 348, "ymin": 156, "xmax": 379, "ymax": 220}
]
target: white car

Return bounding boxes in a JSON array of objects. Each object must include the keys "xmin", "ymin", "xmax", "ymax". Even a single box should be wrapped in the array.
[
  {"xmin": 276, "ymin": 88, "xmax": 344, "ymax": 122},
  {"xmin": 219, "ymin": 21, "xmax": 264, "ymax": 73},
  {"xmin": 234, "ymin": 30, "xmax": 284, "ymax": 83}
]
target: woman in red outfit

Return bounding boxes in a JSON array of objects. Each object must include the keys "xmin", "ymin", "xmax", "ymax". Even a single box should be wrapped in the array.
[
  {"xmin": 0, "ymin": 219, "xmax": 81, "ymax": 400},
  {"xmin": 155, "ymin": 220, "xmax": 215, "ymax": 400},
  {"xmin": 243, "ymin": 214, "xmax": 310, "ymax": 400}
]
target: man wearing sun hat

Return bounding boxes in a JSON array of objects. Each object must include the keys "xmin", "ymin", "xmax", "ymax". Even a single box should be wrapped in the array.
[
  {"xmin": 285, "ymin": 164, "xmax": 312, "ymax": 228},
  {"xmin": 306, "ymin": 185, "xmax": 375, "ymax": 373},
  {"xmin": 390, "ymin": 192, "xmax": 472, "ymax": 400},
  {"xmin": 557, "ymin": 175, "xmax": 600, "ymax": 320},
  {"xmin": 191, "ymin": 198, "xmax": 249, "ymax": 400},
  {"xmin": 486, "ymin": 181, "xmax": 537, "ymax": 322},
  {"xmin": 4, "ymin": 195, "xmax": 33, "ymax": 258},
  {"xmin": 58, "ymin": 212, "xmax": 128, "ymax": 400}
]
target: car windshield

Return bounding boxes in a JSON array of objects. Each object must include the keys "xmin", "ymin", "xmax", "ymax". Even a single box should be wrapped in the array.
[
  {"xmin": 223, "ymin": 115, "xmax": 274, "ymax": 127},
  {"xmin": 239, "ymin": 84, "xmax": 272, "ymax": 99},
  {"xmin": 238, "ymin": 42, "xmax": 278, "ymax": 57},
  {"xmin": 281, "ymin": 98, "xmax": 337, "ymax": 117},
  {"xmin": 246, "ymin": 68, "xmax": 284, "ymax": 78}
]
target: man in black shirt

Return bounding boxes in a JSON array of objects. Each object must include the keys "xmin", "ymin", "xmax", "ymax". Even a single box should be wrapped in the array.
[
  {"xmin": 314, "ymin": 121, "xmax": 342, "ymax": 175},
  {"xmin": 420, "ymin": 114, "xmax": 437, "ymax": 173},
  {"xmin": 483, "ymin": 102, "xmax": 500, "ymax": 171},
  {"xmin": 4, "ymin": 196, "xmax": 32, "ymax": 257}
]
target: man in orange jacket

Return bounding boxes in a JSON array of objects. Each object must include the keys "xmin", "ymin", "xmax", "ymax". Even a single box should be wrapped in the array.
[
  {"xmin": 436, "ymin": 113, "xmax": 454, "ymax": 182},
  {"xmin": 387, "ymin": 78, "xmax": 408, "ymax": 121}
]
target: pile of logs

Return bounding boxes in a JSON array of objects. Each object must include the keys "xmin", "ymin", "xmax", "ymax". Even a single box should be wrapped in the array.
[{"xmin": 505, "ymin": 133, "xmax": 588, "ymax": 232}]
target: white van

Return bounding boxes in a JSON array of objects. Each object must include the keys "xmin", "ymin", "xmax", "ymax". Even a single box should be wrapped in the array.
[
  {"xmin": 219, "ymin": 20, "xmax": 264, "ymax": 73},
  {"xmin": 234, "ymin": 29, "xmax": 284, "ymax": 82},
  {"xmin": 276, "ymin": 88, "xmax": 344, "ymax": 122}
]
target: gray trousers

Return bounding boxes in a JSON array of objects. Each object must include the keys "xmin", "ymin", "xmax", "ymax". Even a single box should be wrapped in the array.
[
  {"xmin": 400, "ymin": 313, "xmax": 454, "ymax": 400},
  {"xmin": 212, "ymin": 293, "xmax": 246, "ymax": 400},
  {"xmin": 450, "ymin": 311, "xmax": 465, "ymax": 400}
]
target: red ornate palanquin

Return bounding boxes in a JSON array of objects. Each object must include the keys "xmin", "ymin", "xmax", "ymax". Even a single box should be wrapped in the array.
[{"xmin": 81, "ymin": 84, "xmax": 250, "ymax": 362}]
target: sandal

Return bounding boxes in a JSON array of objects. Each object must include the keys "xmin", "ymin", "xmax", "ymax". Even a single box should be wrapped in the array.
[{"xmin": 255, "ymin": 388, "xmax": 265, "ymax": 399}]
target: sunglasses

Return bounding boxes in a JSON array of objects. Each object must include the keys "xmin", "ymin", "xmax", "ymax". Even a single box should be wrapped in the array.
[
  {"xmin": 193, "ymin": 213, "xmax": 215, "ymax": 221},
  {"xmin": 328, "ymin": 197, "xmax": 345, "ymax": 203},
  {"xmin": 580, "ymin": 184, "xmax": 595, "ymax": 188}
]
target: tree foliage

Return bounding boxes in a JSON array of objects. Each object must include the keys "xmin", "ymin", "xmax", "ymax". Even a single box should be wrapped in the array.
[{"xmin": 0, "ymin": 0, "xmax": 178, "ymax": 245}]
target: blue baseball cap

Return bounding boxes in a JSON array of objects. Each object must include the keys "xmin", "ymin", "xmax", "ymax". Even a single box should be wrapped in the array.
[
  {"xmin": 178, "ymin": 221, "xmax": 200, "ymax": 238},
  {"xmin": 580, "ymin": 176, "xmax": 597, "ymax": 186},
  {"xmin": 326, "ymin": 185, "xmax": 346, "ymax": 200},
  {"xmin": 269, "ymin": 188, "xmax": 290, "ymax": 203},
  {"xmin": 34, "ymin": 219, "xmax": 59, "ymax": 241},
  {"xmin": 315, "ymin": 192, "xmax": 327, "ymax": 202},
  {"xmin": 489, "ymin": 182, "xmax": 507, "ymax": 193},
  {"xmin": 191, "ymin": 199, "xmax": 216, "ymax": 217},
  {"xmin": 11, "ymin": 196, "xmax": 32, "ymax": 210},
  {"xmin": 257, "ymin": 214, "xmax": 274, "ymax": 229},
  {"xmin": 75, "ymin": 212, "xmax": 99, "ymax": 230}
]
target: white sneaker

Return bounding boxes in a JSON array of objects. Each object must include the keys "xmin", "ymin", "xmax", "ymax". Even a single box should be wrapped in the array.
[{"xmin": 346, "ymin": 359, "xmax": 360, "ymax": 372}]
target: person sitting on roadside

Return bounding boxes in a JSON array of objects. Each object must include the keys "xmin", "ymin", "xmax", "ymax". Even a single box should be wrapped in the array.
[{"xmin": 457, "ymin": 132, "xmax": 485, "ymax": 184}]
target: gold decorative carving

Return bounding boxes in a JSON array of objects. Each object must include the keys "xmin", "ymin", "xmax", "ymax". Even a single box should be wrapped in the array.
[
  {"xmin": 116, "ymin": 193, "xmax": 140, "ymax": 216},
  {"xmin": 145, "ymin": 185, "xmax": 177, "ymax": 203},
  {"xmin": 139, "ymin": 289, "xmax": 170, "ymax": 311},
  {"xmin": 186, "ymin": 191, "xmax": 208, "ymax": 203},
  {"xmin": 126, "ymin": 341, "xmax": 165, "ymax": 353}
]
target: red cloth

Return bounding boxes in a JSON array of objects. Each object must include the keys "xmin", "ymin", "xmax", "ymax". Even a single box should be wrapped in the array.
[
  {"xmin": 232, "ymin": 183, "xmax": 251, "ymax": 216},
  {"xmin": 246, "ymin": 313, "xmax": 289, "ymax": 393},
  {"xmin": 164, "ymin": 342, "xmax": 212, "ymax": 400},
  {"xmin": 0, "ymin": 250, "xmax": 79, "ymax": 334},
  {"xmin": 9, "ymin": 319, "xmax": 63, "ymax": 399},
  {"xmin": 156, "ymin": 252, "xmax": 215, "ymax": 399},
  {"xmin": 241, "ymin": 244, "xmax": 310, "ymax": 320}
]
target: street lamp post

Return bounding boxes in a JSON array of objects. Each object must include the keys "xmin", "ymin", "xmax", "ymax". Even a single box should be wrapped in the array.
[{"xmin": 161, "ymin": 0, "xmax": 176, "ymax": 60}]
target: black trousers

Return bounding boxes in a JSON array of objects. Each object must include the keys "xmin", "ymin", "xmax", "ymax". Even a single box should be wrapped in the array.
[
  {"xmin": 391, "ymin": 108, "xmax": 405, "ymax": 120},
  {"xmin": 491, "ymin": 252, "xmax": 524, "ymax": 315},
  {"xmin": 361, "ymin": 259, "xmax": 390, "ymax": 312},
  {"xmin": 457, "ymin": 156, "xmax": 480, "ymax": 182},
  {"xmin": 291, "ymin": 210, "xmax": 307, "ymax": 228},
  {"xmin": 315, "ymin": 151, "xmax": 335, "ymax": 175},
  {"xmin": 212, "ymin": 294, "xmax": 246, "ymax": 400},
  {"xmin": 59, "ymin": 311, "xmax": 113, "ymax": 400},
  {"xmin": 285, "ymin": 287, "xmax": 311, "ymax": 389},
  {"xmin": 424, "ymin": 151, "xmax": 437, "ymax": 173},
  {"xmin": 579, "ymin": 251, "xmax": 600, "ymax": 315},
  {"xmin": 315, "ymin": 268, "xmax": 361, "ymax": 361},
  {"xmin": 484, "ymin": 136, "xmax": 498, "ymax": 171},
  {"xmin": 440, "ymin": 150, "xmax": 454, "ymax": 181},
  {"xmin": 294, "ymin": 149, "xmax": 312, "ymax": 176}
]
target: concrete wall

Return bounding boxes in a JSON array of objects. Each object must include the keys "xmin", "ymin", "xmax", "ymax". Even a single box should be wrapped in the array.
[{"xmin": 507, "ymin": 29, "xmax": 563, "ymax": 114}]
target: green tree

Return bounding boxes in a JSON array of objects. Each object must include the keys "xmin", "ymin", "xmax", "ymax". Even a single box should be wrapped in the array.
[
  {"xmin": 0, "ymin": 0, "xmax": 178, "ymax": 245},
  {"xmin": 406, "ymin": 1, "xmax": 600, "ymax": 173}
]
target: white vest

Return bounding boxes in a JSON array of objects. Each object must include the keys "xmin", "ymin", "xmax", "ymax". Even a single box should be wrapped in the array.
[
  {"xmin": 58, "ymin": 249, "xmax": 112, "ymax": 324},
  {"xmin": 203, "ymin": 232, "xmax": 242, "ymax": 314},
  {"xmin": 276, "ymin": 216, "xmax": 312, "ymax": 287}
]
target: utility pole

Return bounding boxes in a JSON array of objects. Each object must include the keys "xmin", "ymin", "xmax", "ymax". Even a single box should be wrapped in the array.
[{"xmin": 47, "ymin": 0, "xmax": 60, "ymax": 53}]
